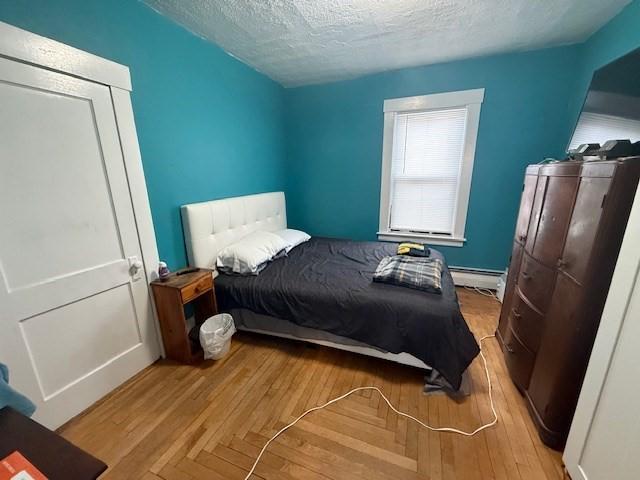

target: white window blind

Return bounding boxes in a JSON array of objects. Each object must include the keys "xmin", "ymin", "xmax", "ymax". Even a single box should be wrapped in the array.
[
  {"xmin": 389, "ymin": 107, "xmax": 468, "ymax": 235},
  {"xmin": 379, "ymin": 89, "xmax": 483, "ymax": 247},
  {"xmin": 569, "ymin": 112, "xmax": 640, "ymax": 150}
]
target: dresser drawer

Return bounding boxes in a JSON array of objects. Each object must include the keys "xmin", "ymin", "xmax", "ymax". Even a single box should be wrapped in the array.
[
  {"xmin": 503, "ymin": 326, "xmax": 536, "ymax": 392},
  {"xmin": 515, "ymin": 173, "xmax": 539, "ymax": 245},
  {"xmin": 181, "ymin": 273, "xmax": 212, "ymax": 303},
  {"xmin": 518, "ymin": 252, "xmax": 555, "ymax": 313},
  {"xmin": 511, "ymin": 288, "xmax": 545, "ymax": 353}
]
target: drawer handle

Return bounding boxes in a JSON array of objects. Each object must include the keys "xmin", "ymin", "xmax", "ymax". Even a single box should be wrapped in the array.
[
  {"xmin": 505, "ymin": 343, "xmax": 515, "ymax": 354},
  {"xmin": 521, "ymin": 271, "xmax": 531, "ymax": 280},
  {"xmin": 557, "ymin": 258, "xmax": 567, "ymax": 268},
  {"xmin": 512, "ymin": 310, "xmax": 522, "ymax": 319}
]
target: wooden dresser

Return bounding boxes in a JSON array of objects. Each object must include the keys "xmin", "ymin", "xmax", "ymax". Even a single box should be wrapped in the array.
[{"xmin": 497, "ymin": 157, "xmax": 640, "ymax": 449}]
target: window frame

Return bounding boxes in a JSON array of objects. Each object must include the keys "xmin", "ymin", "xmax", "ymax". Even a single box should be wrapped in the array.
[{"xmin": 377, "ymin": 89, "xmax": 484, "ymax": 247}]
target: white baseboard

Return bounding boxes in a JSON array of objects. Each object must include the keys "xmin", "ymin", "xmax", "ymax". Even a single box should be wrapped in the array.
[{"xmin": 450, "ymin": 268, "xmax": 502, "ymax": 290}]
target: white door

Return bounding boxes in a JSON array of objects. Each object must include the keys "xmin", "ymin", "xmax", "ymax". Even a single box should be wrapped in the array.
[
  {"xmin": 563, "ymin": 184, "xmax": 640, "ymax": 480},
  {"xmin": 0, "ymin": 54, "xmax": 160, "ymax": 429}
]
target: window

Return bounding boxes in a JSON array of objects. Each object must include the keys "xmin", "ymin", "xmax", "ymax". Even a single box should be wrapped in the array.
[
  {"xmin": 378, "ymin": 89, "xmax": 484, "ymax": 247},
  {"xmin": 569, "ymin": 111, "xmax": 640, "ymax": 150}
]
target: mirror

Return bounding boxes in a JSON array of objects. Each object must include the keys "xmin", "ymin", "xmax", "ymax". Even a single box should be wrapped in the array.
[{"xmin": 568, "ymin": 48, "xmax": 640, "ymax": 151}]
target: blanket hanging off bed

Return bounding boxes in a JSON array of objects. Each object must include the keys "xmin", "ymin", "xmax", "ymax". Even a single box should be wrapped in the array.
[{"xmin": 0, "ymin": 363, "xmax": 36, "ymax": 417}]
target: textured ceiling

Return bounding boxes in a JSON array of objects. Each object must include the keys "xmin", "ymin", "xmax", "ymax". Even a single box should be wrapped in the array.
[{"xmin": 143, "ymin": 0, "xmax": 631, "ymax": 87}]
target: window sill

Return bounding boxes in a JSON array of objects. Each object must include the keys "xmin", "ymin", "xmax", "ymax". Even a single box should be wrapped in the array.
[{"xmin": 377, "ymin": 231, "xmax": 466, "ymax": 247}]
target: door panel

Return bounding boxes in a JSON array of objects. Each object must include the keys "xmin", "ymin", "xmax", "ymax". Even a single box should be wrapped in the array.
[
  {"xmin": 561, "ymin": 177, "xmax": 611, "ymax": 284},
  {"xmin": 515, "ymin": 173, "xmax": 539, "ymax": 244},
  {"xmin": 0, "ymin": 81, "xmax": 123, "ymax": 291},
  {"xmin": 528, "ymin": 273, "xmax": 584, "ymax": 435},
  {"xmin": 20, "ymin": 284, "xmax": 141, "ymax": 399},
  {"xmin": 579, "ymin": 281, "xmax": 640, "ymax": 480},
  {"xmin": 532, "ymin": 175, "xmax": 579, "ymax": 267},
  {"xmin": 0, "ymin": 56, "xmax": 158, "ymax": 428},
  {"xmin": 525, "ymin": 176, "xmax": 547, "ymax": 255}
]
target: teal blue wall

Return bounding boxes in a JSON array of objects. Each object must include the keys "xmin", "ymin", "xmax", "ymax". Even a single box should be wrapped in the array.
[
  {"xmin": 2, "ymin": 0, "xmax": 639, "ymax": 272},
  {"xmin": 0, "ymin": 0, "xmax": 286, "ymax": 270},
  {"xmin": 284, "ymin": 0, "xmax": 640, "ymax": 272},
  {"xmin": 284, "ymin": 47, "xmax": 581, "ymax": 270}
]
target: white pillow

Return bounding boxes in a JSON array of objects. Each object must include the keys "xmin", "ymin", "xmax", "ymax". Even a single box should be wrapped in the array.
[
  {"xmin": 216, "ymin": 230, "xmax": 289, "ymax": 275},
  {"xmin": 274, "ymin": 229, "xmax": 311, "ymax": 252}
]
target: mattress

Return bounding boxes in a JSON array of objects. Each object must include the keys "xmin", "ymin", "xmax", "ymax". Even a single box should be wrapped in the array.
[
  {"xmin": 231, "ymin": 307, "xmax": 387, "ymax": 352},
  {"xmin": 215, "ymin": 237, "xmax": 479, "ymax": 389}
]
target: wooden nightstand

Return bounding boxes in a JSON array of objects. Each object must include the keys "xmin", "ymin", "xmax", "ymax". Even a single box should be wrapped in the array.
[{"xmin": 151, "ymin": 268, "xmax": 217, "ymax": 363}]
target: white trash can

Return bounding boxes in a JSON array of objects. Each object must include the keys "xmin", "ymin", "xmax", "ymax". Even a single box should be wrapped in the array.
[{"xmin": 199, "ymin": 313, "xmax": 236, "ymax": 360}]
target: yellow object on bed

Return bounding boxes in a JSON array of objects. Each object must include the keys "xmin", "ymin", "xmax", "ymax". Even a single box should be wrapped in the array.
[{"xmin": 397, "ymin": 242, "xmax": 431, "ymax": 257}]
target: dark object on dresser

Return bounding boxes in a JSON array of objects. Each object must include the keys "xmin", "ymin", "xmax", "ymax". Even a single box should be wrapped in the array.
[
  {"xmin": 589, "ymin": 139, "xmax": 640, "ymax": 160},
  {"xmin": 497, "ymin": 157, "xmax": 640, "ymax": 449},
  {"xmin": 567, "ymin": 143, "xmax": 600, "ymax": 161},
  {"xmin": 0, "ymin": 406, "xmax": 107, "ymax": 479}
]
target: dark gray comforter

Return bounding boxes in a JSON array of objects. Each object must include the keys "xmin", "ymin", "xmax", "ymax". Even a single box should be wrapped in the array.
[{"xmin": 215, "ymin": 237, "xmax": 479, "ymax": 389}]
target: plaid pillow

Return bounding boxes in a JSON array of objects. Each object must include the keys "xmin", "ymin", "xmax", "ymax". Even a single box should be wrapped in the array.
[{"xmin": 373, "ymin": 255, "xmax": 443, "ymax": 293}]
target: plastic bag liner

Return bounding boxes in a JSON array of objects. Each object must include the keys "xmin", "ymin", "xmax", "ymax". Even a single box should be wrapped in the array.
[{"xmin": 199, "ymin": 313, "xmax": 236, "ymax": 360}]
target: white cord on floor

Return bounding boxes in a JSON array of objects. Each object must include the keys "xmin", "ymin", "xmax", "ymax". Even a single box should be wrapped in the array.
[
  {"xmin": 464, "ymin": 285, "xmax": 500, "ymax": 301},
  {"xmin": 243, "ymin": 334, "xmax": 498, "ymax": 479}
]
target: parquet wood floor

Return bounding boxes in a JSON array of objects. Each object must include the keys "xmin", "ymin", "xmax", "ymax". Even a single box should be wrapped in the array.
[{"xmin": 59, "ymin": 288, "xmax": 564, "ymax": 479}]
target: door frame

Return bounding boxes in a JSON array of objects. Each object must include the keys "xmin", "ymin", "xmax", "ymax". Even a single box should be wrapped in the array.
[
  {"xmin": 563, "ymin": 184, "xmax": 640, "ymax": 479},
  {"xmin": 0, "ymin": 20, "xmax": 164, "ymax": 356}
]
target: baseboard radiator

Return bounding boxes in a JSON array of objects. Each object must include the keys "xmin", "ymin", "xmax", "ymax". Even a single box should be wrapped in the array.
[{"xmin": 449, "ymin": 266, "xmax": 502, "ymax": 290}]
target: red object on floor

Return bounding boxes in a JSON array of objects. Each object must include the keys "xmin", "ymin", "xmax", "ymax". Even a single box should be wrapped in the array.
[{"xmin": 0, "ymin": 451, "xmax": 47, "ymax": 480}]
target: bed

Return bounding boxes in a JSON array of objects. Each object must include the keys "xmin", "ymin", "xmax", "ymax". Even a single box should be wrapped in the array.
[{"xmin": 181, "ymin": 192, "xmax": 478, "ymax": 389}]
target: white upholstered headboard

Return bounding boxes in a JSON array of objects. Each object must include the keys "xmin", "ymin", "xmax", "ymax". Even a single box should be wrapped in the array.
[{"xmin": 181, "ymin": 191, "xmax": 287, "ymax": 269}]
